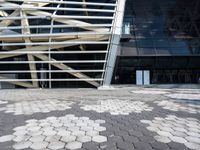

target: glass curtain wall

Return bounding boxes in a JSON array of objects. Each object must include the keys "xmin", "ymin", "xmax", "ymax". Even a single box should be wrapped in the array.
[{"xmin": 114, "ymin": 0, "xmax": 200, "ymax": 84}]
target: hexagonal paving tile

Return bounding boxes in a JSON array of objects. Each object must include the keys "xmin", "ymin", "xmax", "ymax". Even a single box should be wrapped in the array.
[
  {"xmin": 30, "ymin": 141, "xmax": 48, "ymax": 150},
  {"xmin": 66, "ymin": 141, "xmax": 82, "ymax": 150},
  {"xmin": 29, "ymin": 135, "xmax": 45, "ymax": 143},
  {"xmin": 141, "ymin": 115, "xmax": 200, "ymax": 150},
  {"xmin": 155, "ymin": 100, "xmax": 200, "ymax": 114},
  {"xmin": 92, "ymin": 135, "xmax": 107, "ymax": 143},
  {"xmin": 77, "ymin": 136, "xmax": 92, "ymax": 143},
  {"xmin": 131, "ymin": 90, "xmax": 169, "ymax": 94},
  {"xmin": 0, "ymin": 135, "xmax": 14, "ymax": 142},
  {"xmin": 48, "ymin": 141, "xmax": 65, "ymax": 150},
  {"xmin": 13, "ymin": 141, "xmax": 32, "ymax": 149},
  {"xmin": 81, "ymin": 99, "xmax": 153, "ymax": 115},
  {"xmin": 166, "ymin": 93, "xmax": 200, "ymax": 101},
  {"xmin": 0, "ymin": 100, "xmax": 73, "ymax": 115},
  {"xmin": 0, "ymin": 100, "xmax": 8, "ymax": 105},
  {"xmin": 61, "ymin": 135, "xmax": 76, "ymax": 143},
  {"xmin": 0, "ymin": 114, "xmax": 107, "ymax": 150}
]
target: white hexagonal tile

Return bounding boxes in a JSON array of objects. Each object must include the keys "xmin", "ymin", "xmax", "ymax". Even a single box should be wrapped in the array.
[
  {"xmin": 157, "ymin": 131, "xmax": 173, "ymax": 138},
  {"xmin": 29, "ymin": 135, "xmax": 45, "ymax": 143},
  {"xmin": 43, "ymin": 130, "xmax": 57, "ymax": 136},
  {"xmin": 65, "ymin": 141, "xmax": 82, "ymax": 150},
  {"xmin": 13, "ymin": 135, "xmax": 30, "ymax": 142},
  {"xmin": 86, "ymin": 131, "xmax": 99, "ymax": 137},
  {"xmin": 0, "ymin": 100, "xmax": 8, "ymax": 105},
  {"xmin": 45, "ymin": 136, "xmax": 60, "ymax": 143},
  {"xmin": 77, "ymin": 136, "xmax": 92, "ymax": 143},
  {"xmin": 0, "ymin": 135, "xmax": 14, "ymax": 142},
  {"xmin": 30, "ymin": 141, "xmax": 48, "ymax": 150},
  {"xmin": 61, "ymin": 135, "xmax": 76, "ymax": 143},
  {"xmin": 141, "ymin": 115, "xmax": 200, "ymax": 150},
  {"xmin": 0, "ymin": 100, "xmax": 73, "ymax": 115},
  {"xmin": 48, "ymin": 141, "xmax": 65, "ymax": 150},
  {"xmin": 13, "ymin": 130, "xmax": 28, "ymax": 136},
  {"xmin": 95, "ymin": 120, "xmax": 106, "ymax": 124},
  {"xmin": 57, "ymin": 130, "xmax": 71, "ymax": 137},
  {"xmin": 154, "ymin": 135, "xmax": 171, "ymax": 143},
  {"xmin": 92, "ymin": 135, "xmax": 107, "ymax": 143},
  {"xmin": 170, "ymin": 136, "xmax": 187, "ymax": 144},
  {"xmin": 81, "ymin": 99, "xmax": 153, "ymax": 115},
  {"xmin": 71, "ymin": 131, "xmax": 85, "ymax": 137},
  {"xmin": 94, "ymin": 126, "xmax": 106, "ymax": 132},
  {"xmin": 0, "ymin": 114, "xmax": 107, "ymax": 150},
  {"xmin": 13, "ymin": 141, "xmax": 32, "ymax": 149},
  {"xmin": 186, "ymin": 136, "xmax": 200, "ymax": 144}
]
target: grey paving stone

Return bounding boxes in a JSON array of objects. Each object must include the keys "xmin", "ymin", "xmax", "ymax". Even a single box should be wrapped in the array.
[
  {"xmin": 141, "ymin": 129, "xmax": 155, "ymax": 136},
  {"xmin": 117, "ymin": 141, "xmax": 134, "ymax": 150},
  {"xmin": 184, "ymin": 142, "xmax": 200, "ymax": 150},
  {"xmin": 108, "ymin": 127, "xmax": 120, "ymax": 133},
  {"xmin": 99, "ymin": 141, "xmax": 116, "ymax": 149},
  {"xmin": 134, "ymin": 142, "xmax": 152, "ymax": 150},
  {"xmin": 128, "ymin": 131, "xmax": 143, "ymax": 137},
  {"xmin": 108, "ymin": 136, "xmax": 123, "ymax": 143},
  {"xmin": 114, "ymin": 130, "xmax": 129, "ymax": 137},
  {"xmin": 139, "ymin": 136, "xmax": 155, "ymax": 144},
  {"xmin": 82, "ymin": 142, "xmax": 100, "ymax": 150},
  {"xmin": 168, "ymin": 142, "xmax": 188, "ymax": 150},
  {"xmin": 1, "ymin": 88, "xmax": 200, "ymax": 150},
  {"xmin": 151, "ymin": 141, "xmax": 170, "ymax": 150},
  {"xmin": 100, "ymin": 131, "xmax": 114, "ymax": 137},
  {"xmin": 123, "ymin": 135, "xmax": 139, "ymax": 143},
  {"xmin": 102, "ymin": 123, "xmax": 113, "ymax": 128}
]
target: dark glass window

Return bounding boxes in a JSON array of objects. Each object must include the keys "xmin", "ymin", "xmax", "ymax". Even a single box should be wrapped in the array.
[{"xmin": 122, "ymin": 0, "xmax": 200, "ymax": 56}]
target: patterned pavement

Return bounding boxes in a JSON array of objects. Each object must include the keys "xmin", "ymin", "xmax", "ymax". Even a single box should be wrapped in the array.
[{"xmin": 0, "ymin": 86, "xmax": 200, "ymax": 150}]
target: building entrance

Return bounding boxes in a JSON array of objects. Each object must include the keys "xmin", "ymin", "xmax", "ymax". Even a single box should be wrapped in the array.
[{"xmin": 113, "ymin": 56, "xmax": 200, "ymax": 85}]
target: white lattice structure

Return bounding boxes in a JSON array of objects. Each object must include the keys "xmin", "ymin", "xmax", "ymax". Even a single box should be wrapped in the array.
[{"xmin": 0, "ymin": 0, "xmax": 126, "ymax": 88}]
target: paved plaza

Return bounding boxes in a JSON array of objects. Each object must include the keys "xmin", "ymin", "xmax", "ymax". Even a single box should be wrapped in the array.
[{"xmin": 0, "ymin": 85, "xmax": 200, "ymax": 150}]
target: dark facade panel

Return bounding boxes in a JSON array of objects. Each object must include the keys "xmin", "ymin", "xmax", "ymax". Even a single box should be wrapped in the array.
[{"xmin": 121, "ymin": 0, "xmax": 200, "ymax": 56}]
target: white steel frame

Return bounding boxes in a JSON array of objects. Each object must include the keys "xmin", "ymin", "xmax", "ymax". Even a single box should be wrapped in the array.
[{"xmin": 0, "ymin": 0, "xmax": 126, "ymax": 88}]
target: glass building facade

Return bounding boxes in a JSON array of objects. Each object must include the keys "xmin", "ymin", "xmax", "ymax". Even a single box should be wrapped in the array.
[{"xmin": 113, "ymin": 0, "xmax": 200, "ymax": 84}]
